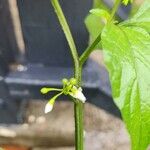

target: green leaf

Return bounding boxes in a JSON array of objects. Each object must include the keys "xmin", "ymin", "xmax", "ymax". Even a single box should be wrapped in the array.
[
  {"xmin": 101, "ymin": 23, "xmax": 150, "ymax": 150},
  {"xmin": 85, "ymin": 13, "xmax": 103, "ymax": 49},
  {"xmin": 85, "ymin": 0, "xmax": 109, "ymax": 49},
  {"xmin": 99, "ymin": 1, "xmax": 150, "ymax": 149},
  {"xmin": 121, "ymin": 0, "xmax": 150, "ymax": 32},
  {"xmin": 90, "ymin": 8, "xmax": 110, "ymax": 21}
]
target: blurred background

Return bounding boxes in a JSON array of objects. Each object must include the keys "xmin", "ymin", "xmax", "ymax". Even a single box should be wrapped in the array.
[{"xmin": 0, "ymin": 0, "xmax": 144, "ymax": 150}]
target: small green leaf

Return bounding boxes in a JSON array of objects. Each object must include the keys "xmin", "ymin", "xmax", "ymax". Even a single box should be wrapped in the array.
[
  {"xmin": 85, "ymin": 14, "xmax": 103, "ymax": 49},
  {"xmin": 101, "ymin": 23, "xmax": 150, "ymax": 150},
  {"xmin": 85, "ymin": 0, "xmax": 109, "ymax": 49},
  {"xmin": 90, "ymin": 8, "xmax": 110, "ymax": 22},
  {"xmin": 121, "ymin": 0, "xmax": 150, "ymax": 32}
]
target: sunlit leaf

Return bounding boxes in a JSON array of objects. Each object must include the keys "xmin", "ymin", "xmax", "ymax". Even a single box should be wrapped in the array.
[
  {"xmin": 101, "ymin": 3, "xmax": 150, "ymax": 149},
  {"xmin": 121, "ymin": 0, "xmax": 150, "ymax": 32},
  {"xmin": 90, "ymin": 8, "xmax": 110, "ymax": 21},
  {"xmin": 85, "ymin": 0, "xmax": 109, "ymax": 49},
  {"xmin": 101, "ymin": 23, "xmax": 150, "ymax": 150}
]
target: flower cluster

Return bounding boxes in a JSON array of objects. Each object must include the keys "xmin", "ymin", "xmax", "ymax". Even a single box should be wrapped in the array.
[{"xmin": 41, "ymin": 78, "xmax": 86, "ymax": 113}]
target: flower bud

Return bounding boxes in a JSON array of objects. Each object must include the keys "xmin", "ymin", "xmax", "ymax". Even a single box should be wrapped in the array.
[
  {"xmin": 62, "ymin": 78, "xmax": 68, "ymax": 85},
  {"xmin": 70, "ymin": 78, "xmax": 77, "ymax": 85},
  {"xmin": 45, "ymin": 103, "xmax": 53, "ymax": 113},
  {"xmin": 41, "ymin": 88, "xmax": 49, "ymax": 94}
]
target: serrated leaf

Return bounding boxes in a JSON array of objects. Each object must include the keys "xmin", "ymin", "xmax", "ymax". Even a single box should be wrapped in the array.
[
  {"xmin": 101, "ymin": 23, "xmax": 150, "ymax": 150},
  {"xmin": 121, "ymin": 0, "xmax": 150, "ymax": 32}
]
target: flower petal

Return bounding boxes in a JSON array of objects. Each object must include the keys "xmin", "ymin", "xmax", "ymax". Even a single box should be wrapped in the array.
[
  {"xmin": 75, "ymin": 90, "xmax": 86, "ymax": 103},
  {"xmin": 45, "ymin": 103, "xmax": 53, "ymax": 113},
  {"xmin": 70, "ymin": 87, "xmax": 86, "ymax": 103}
]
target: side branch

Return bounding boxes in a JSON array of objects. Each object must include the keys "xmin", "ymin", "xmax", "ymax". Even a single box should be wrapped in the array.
[{"xmin": 79, "ymin": 33, "xmax": 101, "ymax": 66}]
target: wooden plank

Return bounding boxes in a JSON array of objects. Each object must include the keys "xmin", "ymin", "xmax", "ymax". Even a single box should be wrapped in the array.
[
  {"xmin": 1, "ymin": 145, "xmax": 29, "ymax": 150},
  {"xmin": 0, "ymin": 124, "xmax": 74, "ymax": 147},
  {"xmin": 33, "ymin": 147, "xmax": 74, "ymax": 150}
]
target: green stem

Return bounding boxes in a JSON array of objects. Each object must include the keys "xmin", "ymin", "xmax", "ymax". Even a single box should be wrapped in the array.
[
  {"xmin": 51, "ymin": 1, "xmax": 83, "ymax": 149},
  {"xmin": 109, "ymin": 0, "xmax": 121, "ymax": 22},
  {"xmin": 74, "ymin": 100, "xmax": 84, "ymax": 150},
  {"xmin": 51, "ymin": 0, "xmax": 79, "ymax": 80},
  {"xmin": 79, "ymin": 33, "xmax": 101, "ymax": 66},
  {"xmin": 74, "ymin": 64, "xmax": 83, "ymax": 150}
]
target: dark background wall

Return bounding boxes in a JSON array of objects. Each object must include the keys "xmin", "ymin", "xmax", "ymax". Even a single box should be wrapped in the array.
[{"xmin": 17, "ymin": 0, "xmax": 92, "ymax": 67}]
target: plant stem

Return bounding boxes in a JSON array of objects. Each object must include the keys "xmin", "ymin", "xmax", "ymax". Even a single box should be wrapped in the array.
[
  {"xmin": 51, "ymin": 0, "xmax": 79, "ymax": 79},
  {"xmin": 51, "ymin": 1, "xmax": 83, "ymax": 149},
  {"xmin": 74, "ymin": 99, "xmax": 84, "ymax": 150},
  {"xmin": 79, "ymin": 33, "xmax": 101, "ymax": 66},
  {"xmin": 109, "ymin": 0, "xmax": 121, "ymax": 22}
]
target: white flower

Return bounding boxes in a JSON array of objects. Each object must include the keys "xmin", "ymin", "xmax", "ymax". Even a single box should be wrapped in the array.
[
  {"xmin": 44, "ymin": 92, "xmax": 63, "ymax": 114},
  {"xmin": 44, "ymin": 103, "xmax": 53, "ymax": 113},
  {"xmin": 70, "ymin": 86, "xmax": 86, "ymax": 103}
]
